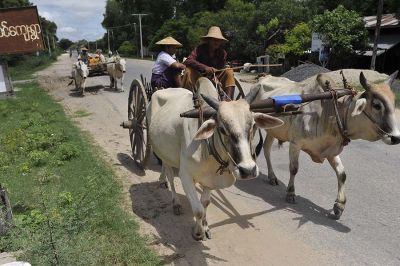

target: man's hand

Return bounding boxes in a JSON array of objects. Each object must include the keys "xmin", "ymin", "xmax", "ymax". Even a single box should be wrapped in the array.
[
  {"xmin": 205, "ymin": 67, "xmax": 217, "ymax": 75},
  {"xmin": 177, "ymin": 63, "xmax": 186, "ymax": 70},
  {"xmin": 172, "ymin": 62, "xmax": 186, "ymax": 70}
]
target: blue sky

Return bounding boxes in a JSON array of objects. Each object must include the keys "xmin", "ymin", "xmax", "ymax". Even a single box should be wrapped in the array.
[{"xmin": 30, "ymin": 0, "xmax": 107, "ymax": 41}]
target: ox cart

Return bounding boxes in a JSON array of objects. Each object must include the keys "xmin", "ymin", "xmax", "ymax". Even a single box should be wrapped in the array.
[
  {"xmin": 87, "ymin": 55, "xmax": 108, "ymax": 77},
  {"xmin": 120, "ymin": 71, "xmax": 356, "ymax": 169},
  {"xmin": 120, "ymin": 74, "xmax": 247, "ymax": 168}
]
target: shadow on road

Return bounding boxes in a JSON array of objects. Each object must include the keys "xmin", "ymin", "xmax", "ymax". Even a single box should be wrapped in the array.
[
  {"xmin": 68, "ymin": 85, "xmax": 104, "ymax": 97},
  {"xmin": 116, "ymin": 153, "xmax": 145, "ymax": 176},
  {"xmin": 103, "ymin": 85, "xmax": 124, "ymax": 93},
  {"xmin": 234, "ymin": 173, "xmax": 351, "ymax": 233},
  {"xmin": 129, "ymin": 181, "xmax": 227, "ymax": 265},
  {"xmin": 116, "ymin": 153, "xmax": 163, "ymax": 177}
]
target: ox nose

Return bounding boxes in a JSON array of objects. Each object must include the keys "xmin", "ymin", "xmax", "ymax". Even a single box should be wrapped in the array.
[
  {"xmin": 123, "ymin": 71, "xmax": 126, "ymax": 73},
  {"xmin": 391, "ymin": 135, "xmax": 400, "ymax": 145},
  {"xmin": 238, "ymin": 166, "xmax": 257, "ymax": 179}
]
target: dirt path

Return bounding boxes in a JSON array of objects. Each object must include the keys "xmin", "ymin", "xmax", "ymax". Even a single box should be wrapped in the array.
[{"xmin": 35, "ymin": 54, "xmax": 332, "ymax": 265}]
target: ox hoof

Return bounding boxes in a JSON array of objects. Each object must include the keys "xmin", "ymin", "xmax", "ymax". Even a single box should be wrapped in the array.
[
  {"xmin": 285, "ymin": 193, "xmax": 296, "ymax": 204},
  {"xmin": 159, "ymin": 181, "xmax": 168, "ymax": 189},
  {"xmin": 192, "ymin": 230, "xmax": 205, "ymax": 241},
  {"xmin": 268, "ymin": 177, "xmax": 279, "ymax": 186},
  {"xmin": 205, "ymin": 229, "xmax": 212, "ymax": 239},
  {"xmin": 118, "ymin": 89, "xmax": 124, "ymax": 92},
  {"xmin": 332, "ymin": 203, "xmax": 344, "ymax": 220},
  {"xmin": 173, "ymin": 204, "xmax": 183, "ymax": 216}
]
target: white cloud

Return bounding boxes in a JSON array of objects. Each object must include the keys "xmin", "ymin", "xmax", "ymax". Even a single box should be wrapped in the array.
[
  {"xmin": 59, "ymin": 27, "xmax": 77, "ymax": 33},
  {"xmin": 30, "ymin": 0, "xmax": 107, "ymax": 41},
  {"xmin": 39, "ymin": 10, "xmax": 53, "ymax": 20}
]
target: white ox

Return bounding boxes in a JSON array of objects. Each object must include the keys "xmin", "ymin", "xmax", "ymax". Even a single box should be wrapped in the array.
[
  {"xmin": 251, "ymin": 70, "xmax": 400, "ymax": 219},
  {"xmin": 71, "ymin": 61, "xmax": 89, "ymax": 96},
  {"xmin": 107, "ymin": 55, "xmax": 126, "ymax": 92},
  {"xmin": 148, "ymin": 78, "xmax": 283, "ymax": 240}
]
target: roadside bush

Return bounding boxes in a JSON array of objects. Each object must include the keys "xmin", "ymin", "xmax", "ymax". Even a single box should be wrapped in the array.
[
  {"xmin": 28, "ymin": 150, "xmax": 50, "ymax": 167},
  {"xmin": 56, "ymin": 143, "xmax": 80, "ymax": 161},
  {"xmin": 118, "ymin": 41, "xmax": 137, "ymax": 56}
]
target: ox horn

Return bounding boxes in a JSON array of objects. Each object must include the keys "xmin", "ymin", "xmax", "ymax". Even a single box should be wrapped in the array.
[
  {"xmin": 245, "ymin": 88, "xmax": 259, "ymax": 104},
  {"xmin": 201, "ymin": 94, "xmax": 220, "ymax": 110},
  {"xmin": 360, "ymin": 72, "xmax": 371, "ymax": 91},
  {"xmin": 386, "ymin": 70, "xmax": 398, "ymax": 87}
]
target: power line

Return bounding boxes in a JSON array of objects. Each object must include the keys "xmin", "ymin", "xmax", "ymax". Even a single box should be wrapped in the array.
[{"xmin": 105, "ymin": 23, "xmax": 136, "ymax": 30}]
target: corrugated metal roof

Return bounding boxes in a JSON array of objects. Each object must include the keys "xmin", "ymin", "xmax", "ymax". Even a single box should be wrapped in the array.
[{"xmin": 363, "ymin": 14, "xmax": 399, "ymax": 29}]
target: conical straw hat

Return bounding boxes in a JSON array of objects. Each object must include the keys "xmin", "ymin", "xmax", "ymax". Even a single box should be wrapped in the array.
[
  {"xmin": 201, "ymin": 26, "xmax": 228, "ymax": 42},
  {"xmin": 156, "ymin": 36, "xmax": 183, "ymax": 47}
]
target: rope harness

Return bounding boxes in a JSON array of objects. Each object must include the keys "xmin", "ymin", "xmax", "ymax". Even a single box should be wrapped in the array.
[{"xmin": 192, "ymin": 73, "xmax": 256, "ymax": 174}]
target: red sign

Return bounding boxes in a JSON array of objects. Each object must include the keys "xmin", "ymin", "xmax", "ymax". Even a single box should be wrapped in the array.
[{"xmin": 0, "ymin": 6, "xmax": 45, "ymax": 55}]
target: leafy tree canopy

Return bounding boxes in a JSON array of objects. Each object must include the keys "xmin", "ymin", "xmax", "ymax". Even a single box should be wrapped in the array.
[{"xmin": 311, "ymin": 5, "xmax": 368, "ymax": 54}]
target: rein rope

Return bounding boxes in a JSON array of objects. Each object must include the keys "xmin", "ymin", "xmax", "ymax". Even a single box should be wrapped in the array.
[{"xmin": 327, "ymin": 71, "xmax": 357, "ymax": 146}]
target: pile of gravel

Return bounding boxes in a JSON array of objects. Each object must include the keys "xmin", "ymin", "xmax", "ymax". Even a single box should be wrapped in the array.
[
  {"xmin": 281, "ymin": 63, "xmax": 396, "ymax": 90},
  {"xmin": 281, "ymin": 63, "xmax": 330, "ymax": 82}
]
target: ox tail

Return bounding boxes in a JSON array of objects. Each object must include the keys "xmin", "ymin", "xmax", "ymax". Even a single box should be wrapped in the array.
[{"xmin": 255, "ymin": 129, "xmax": 264, "ymax": 157}]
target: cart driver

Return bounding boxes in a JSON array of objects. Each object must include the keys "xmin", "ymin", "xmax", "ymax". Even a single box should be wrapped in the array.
[
  {"xmin": 151, "ymin": 37, "xmax": 186, "ymax": 89},
  {"xmin": 182, "ymin": 26, "xmax": 235, "ymax": 100},
  {"xmin": 78, "ymin": 47, "xmax": 89, "ymax": 64},
  {"xmin": 96, "ymin": 49, "xmax": 106, "ymax": 63}
]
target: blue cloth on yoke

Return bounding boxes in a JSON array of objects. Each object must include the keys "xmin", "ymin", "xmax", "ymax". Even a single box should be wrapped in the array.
[{"xmin": 271, "ymin": 95, "xmax": 302, "ymax": 106}]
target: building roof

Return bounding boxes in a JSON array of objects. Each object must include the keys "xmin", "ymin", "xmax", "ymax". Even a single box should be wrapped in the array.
[{"xmin": 363, "ymin": 14, "xmax": 399, "ymax": 29}]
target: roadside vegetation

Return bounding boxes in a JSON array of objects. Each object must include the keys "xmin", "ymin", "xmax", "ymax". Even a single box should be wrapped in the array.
[
  {"xmin": 8, "ymin": 52, "xmax": 61, "ymax": 81},
  {"xmin": 0, "ymin": 83, "xmax": 160, "ymax": 265}
]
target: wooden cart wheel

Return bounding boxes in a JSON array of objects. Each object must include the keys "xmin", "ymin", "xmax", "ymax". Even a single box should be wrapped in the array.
[
  {"xmin": 128, "ymin": 79, "xmax": 151, "ymax": 168},
  {"xmin": 235, "ymin": 77, "xmax": 246, "ymax": 100}
]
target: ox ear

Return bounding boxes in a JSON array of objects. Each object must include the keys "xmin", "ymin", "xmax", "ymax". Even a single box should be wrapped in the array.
[
  {"xmin": 194, "ymin": 119, "xmax": 217, "ymax": 140},
  {"xmin": 351, "ymin": 98, "xmax": 367, "ymax": 117},
  {"xmin": 385, "ymin": 70, "xmax": 398, "ymax": 87},
  {"xmin": 253, "ymin": 113, "xmax": 284, "ymax": 129}
]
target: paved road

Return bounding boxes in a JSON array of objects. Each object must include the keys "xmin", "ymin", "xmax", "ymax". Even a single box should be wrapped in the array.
[{"xmin": 50, "ymin": 56, "xmax": 400, "ymax": 265}]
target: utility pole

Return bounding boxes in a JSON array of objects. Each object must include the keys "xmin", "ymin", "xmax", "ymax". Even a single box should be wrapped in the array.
[
  {"xmin": 371, "ymin": 0, "xmax": 384, "ymax": 70},
  {"xmin": 134, "ymin": 23, "xmax": 138, "ymax": 57},
  {"xmin": 131, "ymin": 13, "xmax": 148, "ymax": 59},
  {"xmin": 107, "ymin": 29, "xmax": 110, "ymax": 53}
]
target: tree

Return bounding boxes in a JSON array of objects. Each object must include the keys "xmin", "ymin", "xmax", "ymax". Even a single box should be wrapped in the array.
[
  {"xmin": 371, "ymin": 0, "xmax": 383, "ymax": 70},
  {"xmin": 0, "ymin": 0, "xmax": 31, "ymax": 8},
  {"xmin": 266, "ymin": 22, "xmax": 311, "ymax": 62},
  {"xmin": 118, "ymin": 41, "xmax": 137, "ymax": 56},
  {"xmin": 58, "ymin": 39, "xmax": 74, "ymax": 50},
  {"xmin": 312, "ymin": 5, "xmax": 368, "ymax": 55}
]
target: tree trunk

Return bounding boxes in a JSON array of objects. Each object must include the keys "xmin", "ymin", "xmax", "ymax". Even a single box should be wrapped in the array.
[{"xmin": 370, "ymin": 0, "xmax": 384, "ymax": 70}]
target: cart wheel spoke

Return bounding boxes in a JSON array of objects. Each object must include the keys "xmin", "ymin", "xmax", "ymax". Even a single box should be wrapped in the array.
[{"xmin": 126, "ymin": 79, "xmax": 151, "ymax": 168}]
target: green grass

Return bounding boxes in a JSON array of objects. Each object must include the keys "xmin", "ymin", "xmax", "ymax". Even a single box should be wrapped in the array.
[
  {"xmin": 0, "ymin": 83, "xmax": 161, "ymax": 265},
  {"xmin": 8, "ymin": 53, "xmax": 60, "ymax": 81}
]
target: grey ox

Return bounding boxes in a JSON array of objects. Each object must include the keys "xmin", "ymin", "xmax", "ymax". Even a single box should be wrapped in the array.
[
  {"xmin": 250, "ymin": 70, "xmax": 400, "ymax": 219},
  {"xmin": 148, "ymin": 78, "xmax": 284, "ymax": 240}
]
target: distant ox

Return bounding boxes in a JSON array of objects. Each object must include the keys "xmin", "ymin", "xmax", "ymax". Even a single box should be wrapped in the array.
[
  {"xmin": 71, "ymin": 61, "xmax": 89, "ymax": 96},
  {"xmin": 148, "ymin": 78, "xmax": 284, "ymax": 240},
  {"xmin": 107, "ymin": 55, "xmax": 126, "ymax": 92},
  {"xmin": 250, "ymin": 70, "xmax": 400, "ymax": 219}
]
